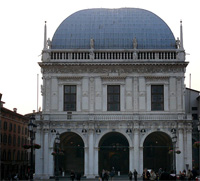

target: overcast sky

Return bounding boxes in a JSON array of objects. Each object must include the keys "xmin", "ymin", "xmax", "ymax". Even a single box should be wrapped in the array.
[{"xmin": 0, "ymin": 0, "xmax": 199, "ymax": 115}]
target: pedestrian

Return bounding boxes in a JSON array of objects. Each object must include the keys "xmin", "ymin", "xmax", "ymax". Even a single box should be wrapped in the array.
[
  {"xmin": 192, "ymin": 167, "xmax": 198, "ymax": 180},
  {"xmin": 133, "ymin": 169, "xmax": 138, "ymax": 181},
  {"xmin": 187, "ymin": 169, "xmax": 193, "ymax": 180},
  {"xmin": 169, "ymin": 170, "xmax": 176, "ymax": 180},
  {"xmin": 128, "ymin": 171, "xmax": 133, "ymax": 180},
  {"xmin": 70, "ymin": 170, "xmax": 75, "ymax": 181},
  {"xmin": 143, "ymin": 168, "xmax": 150, "ymax": 180},
  {"xmin": 110, "ymin": 167, "xmax": 115, "ymax": 181},
  {"xmin": 104, "ymin": 170, "xmax": 109, "ymax": 181},
  {"xmin": 76, "ymin": 172, "xmax": 81, "ymax": 181},
  {"xmin": 101, "ymin": 169, "xmax": 105, "ymax": 181},
  {"xmin": 150, "ymin": 169, "xmax": 156, "ymax": 180},
  {"xmin": 159, "ymin": 168, "xmax": 169, "ymax": 180}
]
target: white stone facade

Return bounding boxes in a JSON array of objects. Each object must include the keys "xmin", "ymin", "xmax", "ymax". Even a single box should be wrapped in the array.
[{"xmin": 35, "ymin": 10, "xmax": 192, "ymax": 179}]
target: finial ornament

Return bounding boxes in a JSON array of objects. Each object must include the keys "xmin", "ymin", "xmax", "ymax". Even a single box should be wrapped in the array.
[
  {"xmin": 133, "ymin": 37, "xmax": 137, "ymax": 49},
  {"xmin": 90, "ymin": 38, "xmax": 95, "ymax": 49}
]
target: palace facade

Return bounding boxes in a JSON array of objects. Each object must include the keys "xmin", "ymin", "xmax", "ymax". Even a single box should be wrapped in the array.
[{"xmin": 35, "ymin": 8, "xmax": 192, "ymax": 179}]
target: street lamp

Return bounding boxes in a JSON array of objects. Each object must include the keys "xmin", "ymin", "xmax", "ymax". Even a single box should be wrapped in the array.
[
  {"xmin": 55, "ymin": 132, "xmax": 60, "ymax": 181},
  {"xmin": 197, "ymin": 120, "xmax": 200, "ymax": 176},
  {"xmin": 171, "ymin": 129, "xmax": 177, "ymax": 174},
  {"xmin": 28, "ymin": 115, "xmax": 37, "ymax": 181}
]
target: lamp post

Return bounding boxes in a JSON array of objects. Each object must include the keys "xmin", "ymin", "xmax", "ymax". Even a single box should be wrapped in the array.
[
  {"xmin": 28, "ymin": 115, "xmax": 37, "ymax": 181},
  {"xmin": 197, "ymin": 120, "xmax": 200, "ymax": 176},
  {"xmin": 172, "ymin": 129, "xmax": 177, "ymax": 174},
  {"xmin": 55, "ymin": 132, "xmax": 60, "ymax": 181}
]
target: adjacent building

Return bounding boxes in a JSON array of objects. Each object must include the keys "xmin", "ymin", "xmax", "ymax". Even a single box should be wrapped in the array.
[
  {"xmin": 35, "ymin": 8, "xmax": 192, "ymax": 179},
  {"xmin": 0, "ymin": 103, "xmax": 29, "ymax": 180}
]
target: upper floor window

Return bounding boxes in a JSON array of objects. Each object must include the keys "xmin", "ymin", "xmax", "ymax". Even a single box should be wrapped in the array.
[
  {"xmin": 107, "ymin": 85, "xmax": 120, "ymax": 111},
  {"xmin": 14, "ymin": 124, "xmax": 16, "ymax": 133},
  {"xmin": 151, "ymin": 85, "xmax": 164, "ymax": 111},
  {"xmin": 3, "ymin": 134, "xmax": 7, "ymax": 145},
  {"xmin": 3, "ymin": 121, "xmax": 7, "ymax": 130},
  {"xmin": 18, "ymin": 125, "xmax": 21, "ymax": 134},
  {"xmin": 8, "ymin": 134, "xmax": 12, "ymax": 145},
  {"xmin": 9, "ymin": 123, "xmax": 12, "ymax": 131},
  {"xmin": 64, "ymin": 85, "xmax": 76, "ymax": 111}
]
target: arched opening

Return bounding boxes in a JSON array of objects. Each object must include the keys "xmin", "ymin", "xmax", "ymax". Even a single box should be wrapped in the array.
[
  {"xmin": 98, "ymin": 132, "xmax": 129, "ymax": 174},
  {"xmin": 143, "ymin": 132, "xmax": 172, "ymax": 172},
  {"xmin": 57, "ymin": 132, "xmax": 84, "ymax": 176}
]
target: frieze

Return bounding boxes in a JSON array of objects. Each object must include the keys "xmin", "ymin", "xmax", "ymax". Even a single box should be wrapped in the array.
[{"xmin": 40, "ymin": 64, "xmax": 186, "ymax": 74}]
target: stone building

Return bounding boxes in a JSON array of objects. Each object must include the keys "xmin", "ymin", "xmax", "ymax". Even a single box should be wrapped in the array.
[
  {"xmin": 35, "ymin": 8, "xmax": 192, "ymax": 179},
  {"xmin": 0, "ymin": 103, "xmax": 29, "ymax": 180}
]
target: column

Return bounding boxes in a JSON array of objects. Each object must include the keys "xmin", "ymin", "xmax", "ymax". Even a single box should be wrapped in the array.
[
  {"xmin": 84, "ymin": 147, "xmax": 89, "ymax": 176},
  {"xmin": 43, "ymin": 129, "xmax": 49, "ymax": 178},
  {"xmin": 146, "ymin": 84, "xmax": 151, "ymax": 111},
  {"xmin": 125, "ymin": 77, "xmax": 133, "ymax": 111},
  {"xmin": 177, "ymin": 129, "xmax": 184, "ymax": 172},
  {"xmin": 164, "ymin": 84, "xmax": 169, "ymax": 111},
  {"xmin": 94, "ymin": 147, "xmax": 99, "ymax": 176},
  {"xmin": 138, "ymin": 77, "xmax": 146, "ymax": 111},
  {"xmin": 169, "ymin": 77, "xmax": 176, "ymax": 111},
  {"xmin": 186, "ymin": 129, "xmax": 192, "ymax": 169},
  {"xmin": 133, "ymin": 129, "xmax": 140, "ymax": 172},
  {"xmin": 88, "ymin": 130, "xmax": 94, "ymax": 178},
  {"xmin": 120, "ymin": 84, "xmax": 125, "ymax": 111},
  {"xmin": 82, "ymin": 77, "xmax": 89, "ymax": 110},
  {"xmin": 35, "ymin": 129, "xmax": 43, "ymax": 178},
  {"xmin": 77, "ymin": 84, "xmax": 81, "ymax": 111},
  {"xmin": 102, "ymin": 85, "xmax": 107, "ymax": 111},
  {"xmin": 58, "ymin": 84, "xmax": 63, "ymax": 111},
  {"xmin": 129, "ymin": 147, "xmax": 134, "ymax": 172},
  {"xmin": 133, "ymin": 77, "xmax": 138, "ymax": 112},
  {"xmin": 51, "ymin": 77, "xmax": 58, "ymax": 110},
  {"xmin": 95, "ymin": 77, "xmax": 102, "ymax": 111}
]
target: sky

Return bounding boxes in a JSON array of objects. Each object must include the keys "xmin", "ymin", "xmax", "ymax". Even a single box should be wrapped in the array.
[{"xmin": 0, "ymin": 0, "xmax": 200, "ymax": 115}]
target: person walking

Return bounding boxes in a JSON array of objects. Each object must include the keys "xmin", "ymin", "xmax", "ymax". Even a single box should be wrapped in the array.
[
  {"xmin": 128, "ymin": 171, "xmax": 133, "ymax": 181},
  {"xmin": 143, "ymin": 168, "xmax": 150, "ymax": 180},
  {"xmin": 133, "ymin": 169, "xmax": 138, "ymax": 181},
  {"xmin": 149, "ymin": 170, "xmax": 156, "ymax": 180}
]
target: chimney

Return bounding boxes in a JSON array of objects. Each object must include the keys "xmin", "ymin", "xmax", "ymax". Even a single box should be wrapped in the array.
[{"xmin": 13, "ymin": 108, "xmax": 17, "ymax": 113}]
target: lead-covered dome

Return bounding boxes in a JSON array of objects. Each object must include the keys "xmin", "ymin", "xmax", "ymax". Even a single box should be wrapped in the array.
[{"xmin": 51, "ymin": 8, "xmax": 176, "ymax": 49}]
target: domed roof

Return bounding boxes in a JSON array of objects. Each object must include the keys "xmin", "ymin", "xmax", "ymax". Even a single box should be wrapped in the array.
[{"xmin": 51, "ymin": 8, "xmax": 176, "ymax": 49}]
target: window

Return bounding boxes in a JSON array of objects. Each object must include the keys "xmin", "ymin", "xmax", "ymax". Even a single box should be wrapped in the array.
[
  {"xmin": 21, "ymin": 137, "xmax": 24, "ymax": 147},
  {"xmin": 3, "ymin": 150, "xmax": 6, "ymax": 161},
  {"xmin": 18, "ymin": 136, "xmax": 20, "ymax": 147},
  {"xmin": 64, "ymin": 85, "xmax": 76, "ymax": 111},
  {"xmin": 8, "ymin": 134, "xmax": 12, "ymax": 145},
  {"xmin": 3, "ymin": 134, "xmax": 7, "ymax": 145},
  {"xmin": 18, "ymin": 125, "xmax": 21, "ymax": 134},
  {"xmin": 9, "ymin": 123, "xmax": 12, "ymax": 131},
  {"xmin": 13, "ymin": 135, "xmax": 16, "ymax": 146},
  {"xmin": 151, "ymin": 85, "xmax": 164, "ymax": 111},
  {"xmin": 107, "ymin": 85, "xmax": 120, "ymax": 111},
  {"xmin": 25, "ymin": 128, "xmax": 27, "ymax": 135},
  {"xmin": 8, "ymin": 150, "xmax": 11, "ymax": 161},
  {"xmin": 14, "ymin": 124, "xmax": 16, "ymax": 133},
  {"xmin": 13, "ymin": 150, "xmax": 16, "ymax": 161},
  {"xmin": 192, "ymin": 107, "xmax": 198, "ymax": 111},
  {"xmin": 192, "ymin": 114, "xmax": 198, "ymax": 120},
  {"xmin": 4, "ymin": 121, "xmax": 7, "ymax": 130},
  {"xmin": 17, "ymin": 151, "xmax": 20, "ymax": 161}
]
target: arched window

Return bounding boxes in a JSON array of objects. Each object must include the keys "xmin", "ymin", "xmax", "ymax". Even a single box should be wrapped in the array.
[{"xmin": 13, "ymin": 135, "xmax": 16, "ymax": 146}]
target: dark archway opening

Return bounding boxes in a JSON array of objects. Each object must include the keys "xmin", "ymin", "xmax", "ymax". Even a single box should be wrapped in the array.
[
  {"xmin": 99, "ymin": 132, "xmax": 129, "ymax": 174},
  {"xmin": 57, "ymin": 132, "xmax": 84, "ymax": 176},
  {"xmin": 143, "ymin": 132, "xmax": 173, "ymax": 172}
]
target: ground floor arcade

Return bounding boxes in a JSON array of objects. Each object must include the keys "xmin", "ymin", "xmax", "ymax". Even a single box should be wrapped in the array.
[{"xmin": 35, "ymin": 122, "xmax": 192, "ymax": 179}]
